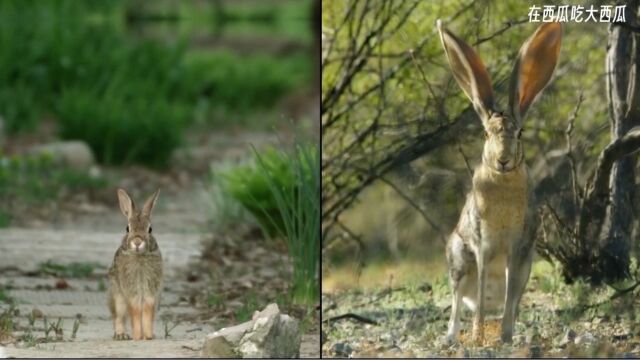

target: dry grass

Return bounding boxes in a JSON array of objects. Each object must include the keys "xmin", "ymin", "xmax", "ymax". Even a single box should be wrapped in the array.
[{"xmin": 323, "ymin": 257, "xmax": 447, "ymax": 293}]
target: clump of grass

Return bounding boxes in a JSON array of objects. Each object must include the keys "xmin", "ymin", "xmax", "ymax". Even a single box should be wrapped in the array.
[
  {"xmin": 207, "ymin": 292, "xmax": 223, "ymax": 310},
  {"xmin": 0, "ymin": 286, "xmax": 12, "ymax": 304},
  {"xmin": 182, "ymin": 50, "xmax": 310, "ymax": 122},
  {"xmin": 0, "ymin": 152, "xmax": 107, "ymax": 220},
  {"xmin": 207, "ymin": 161, "xmax": 255, "ymax": 232},
  {"xmin": 235, "ymin": 293, "xmax": 260, "ymax": 322},
  {"xmin": 0, "ymin": 301, "xmax": 17, "ymax": 340},
  {"xmin": 217, "ymin": 148, "xmax": 295, "ymax": 237},
  {"xmin": 38, "ymin": 261, "xmax": 102, "ymax": 278},
  {"xmin": 253, "ymin": 141, "xmax": 319, "ymax": 306},
  {"xmin": 218, "ymin": 140, "xmax": 319, "ymax": 305},
  {"xmin": 56, "ymin": 87, "xmax": 187, "ymax": 168}
]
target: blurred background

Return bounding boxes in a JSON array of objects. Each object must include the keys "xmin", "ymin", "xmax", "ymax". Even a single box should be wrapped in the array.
[{"xmin": 0, "ymin": 0, "xmax": 319, "ymax": 356}]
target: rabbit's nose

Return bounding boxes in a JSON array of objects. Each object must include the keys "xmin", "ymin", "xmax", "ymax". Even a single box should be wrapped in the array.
[
  {"xmin": 498, "ymin": 159, "xmax": 508, "ymax": 167},
  {"xmin": 133, "ymin": 238, "xmax": 142, "ymax": 248}
]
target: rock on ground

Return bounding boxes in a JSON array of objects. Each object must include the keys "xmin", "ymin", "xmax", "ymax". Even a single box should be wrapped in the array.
[
  {"xmin": 201, "ymin": 303, "xmax": 301, "ymax": 358},
  {"xmin": 27, "ymin": 140, "xmax": 95, "ymax": 169}
]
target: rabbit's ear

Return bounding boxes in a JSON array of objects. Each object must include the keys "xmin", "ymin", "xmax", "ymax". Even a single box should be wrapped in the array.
[
  {"xmin": 437, "ymin": 20, "xmax": 495, "ymax": 123},
  {"xmin": 509, "ymin": 22, "xmax": 562, "ymax": 122},
  {"xmin": 117, "ymin": 189, "xmax": 135, "ymax": 218},
  {"xmin": 142, "ymin": 189, "xmax": 160, "ymax": 218}
]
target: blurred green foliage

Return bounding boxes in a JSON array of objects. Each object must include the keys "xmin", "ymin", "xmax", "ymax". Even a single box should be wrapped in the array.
[
  {"xmin": 0, "ymin": 152, "xmax": 107, "ymax": 227},
  {"xmin": 218, "ymin": 147, "xmax": 297, "ymax": 238},
  {"xmin": 183, "ymin": 50, "xmax": 310, "ymax": 124},
  {"xmin": 0, "ymin": 0, "xmax": 311, "ymax": 167}
]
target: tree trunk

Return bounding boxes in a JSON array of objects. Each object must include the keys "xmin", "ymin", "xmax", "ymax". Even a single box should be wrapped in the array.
[{"xmin": 602, "ymin": 1, "xmax": 640, "ymax": 282}]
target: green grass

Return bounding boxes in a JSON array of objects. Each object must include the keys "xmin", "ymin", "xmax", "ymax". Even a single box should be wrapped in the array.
[
  {"xmin": 0, "ymin": 301, "xmax": 17, "ymax": 337},
  {"xmin": 252, "ymin": 141, "xmax": 319, "ymax": 306},
  {"xmin": 218, "ymin": 141, "xmax": 319, "ymax": 305},
  {"xmin": 0, "ymin": 153, "xmax": 107, "ymax": 220},
  {"xmin": 207, "ymin": 161, "xmax": 256, "ymax": 232},
  {"xmin": 235, "ymin": 293, "xmax": 260, "ymax": 323},
  {"xmin": 0, "ymin": 286, "xmax": 12, "ymax": 304},
  {"xmin": 182, "ymin": 49, "xmax": 310, "ymax": 122},
  {"xmin": 207, "ymin": 292, "xmax": 224, "ymax": 310},
  {"xmin": 218, "ymin": 147, "xmax": 296, "ymax": 237},
  {"xmin": 124, "ymin": 0, "xmax": 314, "ymax": 44},
  {"xmin": 38, "ymin": 260, "xmax": 103, "ymax": 278}
]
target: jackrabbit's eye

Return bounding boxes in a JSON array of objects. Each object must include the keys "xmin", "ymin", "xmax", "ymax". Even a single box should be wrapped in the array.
[
  {"xmin": 517, "ymin": 129, "xmax": 523, "ymax": 139},
  {"xmin": 148, "ymin": 226, "xmax": 152, "ymax": 234},
  {"xmin": 126, "ymin": 225, "xmax": 129, "ymax": 233},
  {"xmin": 484, "ymin": 131, "xmax": 489, "ymax": 139}
]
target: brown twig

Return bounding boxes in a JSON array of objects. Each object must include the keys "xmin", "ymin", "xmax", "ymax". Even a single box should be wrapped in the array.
[{"xmin": 323, "ymin": 313, "xmax": 379, "ymax": 325}]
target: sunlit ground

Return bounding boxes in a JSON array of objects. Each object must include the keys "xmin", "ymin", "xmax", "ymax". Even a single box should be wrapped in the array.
[
  {"xmin": 322, "ymin": 253, "xmax": 447, "ymax": 293},
  {"xmin": 322, "ymin": 255, "xmax": 640, "ymax": 358}
]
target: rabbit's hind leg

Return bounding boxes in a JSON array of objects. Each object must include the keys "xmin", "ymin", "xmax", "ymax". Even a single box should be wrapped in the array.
[
  {"xmin": 127, "ymin": 297, "xmax": 143, "ymax": 340},
  {"xmin": 445, "ymin": 232, "xmax": 474, "ymax": 344},
  {"xmin": 109, "ymin": 289, "xmax": 130, "ymax": 340},
  {"xmin": 142, "ymin": 297, "xmax": 156, "ymax": 340}
]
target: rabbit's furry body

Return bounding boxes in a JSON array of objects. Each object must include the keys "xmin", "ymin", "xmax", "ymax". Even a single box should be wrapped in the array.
[
  {"xmin": 448, "ymin": 164, "xmax": 529, "ymax": 312},
  {"xmin": 108, "ymin": 189, "xmax": 163, "ymax": 341},
  {"xmin": 436, "ymin": 21, "xmax": 562, "ymax": 344}
]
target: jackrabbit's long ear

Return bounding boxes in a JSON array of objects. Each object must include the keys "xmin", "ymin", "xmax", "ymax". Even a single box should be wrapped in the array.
[
  {"xmin": 117, "ymin": 189, "xmax": 135, "ymax": 218},
  {"xmin": 142, "ymin": 189, "xmax": 160, "ymax": 217},
  {"xmin": 509, "ymin": 22, "xmax": 562, "ymax": 122},
  {"xmin": 437, "ymin": 19, "xmax": 495, "ymax": 123}
]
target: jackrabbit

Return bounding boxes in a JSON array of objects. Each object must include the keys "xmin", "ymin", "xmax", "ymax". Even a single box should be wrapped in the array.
[
  {"xmin": 436, "ymin": 20, "xmax": 562, "ymax": 344},
  {"xmin": 108, "ymin": 188, "xmax": 163, "ymax": 340}
]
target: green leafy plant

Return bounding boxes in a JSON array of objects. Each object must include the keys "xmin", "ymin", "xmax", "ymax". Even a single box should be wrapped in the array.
[
  {"xmin": 219, "ymin": 141, "xmax": 319, "ymax": 305},
  {"xmin": 253, "ymin": 142, "xmax": 320, "ymax": 305},
  {"xmin": 218, "ymin": 148, "xmax": 294, "ymax": 237}
]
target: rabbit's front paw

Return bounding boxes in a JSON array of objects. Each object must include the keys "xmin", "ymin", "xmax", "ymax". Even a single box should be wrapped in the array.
[{"xmin": 113, "ymin": 333, "xmax": 131, "ymax": 340}]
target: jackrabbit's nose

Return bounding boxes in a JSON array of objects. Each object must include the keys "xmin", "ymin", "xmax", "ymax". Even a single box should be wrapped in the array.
[{"xmin": 498, "ymin": 159, "xmax": 508, "ymax": 167}]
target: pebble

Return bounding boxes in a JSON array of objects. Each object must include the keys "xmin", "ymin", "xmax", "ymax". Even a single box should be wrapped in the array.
[
  {"xmin": 575, "ymin": 332, "xmax": 597, "ymax": 346},
  {"xmin": 332, "ymin": 342, "xmax": 353, "ymax": 357},
  {"xmin": 558, "ymin": 328, "xmax": 576, "ymax": 348}
]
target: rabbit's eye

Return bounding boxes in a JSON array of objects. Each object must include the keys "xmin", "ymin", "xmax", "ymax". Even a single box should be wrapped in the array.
[
  {"xmin": 126, "ymin": 226, "xmax": 129, "ymax": 233},
  {"xmin": 148, "ymin": 226, "xmax": 152, "ymax": 234}
]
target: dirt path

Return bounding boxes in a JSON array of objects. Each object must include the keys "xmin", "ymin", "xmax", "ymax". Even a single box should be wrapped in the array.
[{"xmin": 0, "ymin": 131, "xmax": 319, "ymax": 358}]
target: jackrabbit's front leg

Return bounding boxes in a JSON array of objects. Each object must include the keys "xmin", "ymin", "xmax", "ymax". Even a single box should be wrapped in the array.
[
  {"xmin": 501, "ymin": 240, "xmax": 534, "ymax": 343},
  {"xmin": 472, "ymin": 249, "xmax": 487, "ymax": 346}
]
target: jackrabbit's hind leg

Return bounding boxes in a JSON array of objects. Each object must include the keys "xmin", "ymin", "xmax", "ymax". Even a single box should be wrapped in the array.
[
  {"xmin": 501, "ymin": 243, "xmax": 534, "ymax": 343},
  {"xmin": 142, "ymin": 297, "xmax": 156, "ymax": 340},
  {"xmin": 446, "ymin": 276, "xmax": 464, "ymax": 344},
  {"xmin": 109, "ymin": 290, "xmax": 130, "ymax": 340}
]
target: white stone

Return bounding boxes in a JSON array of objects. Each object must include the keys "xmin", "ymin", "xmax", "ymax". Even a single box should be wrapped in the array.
[{"xmin": 28, "ymin": 141, "xmax": 95, "ymax": 169}]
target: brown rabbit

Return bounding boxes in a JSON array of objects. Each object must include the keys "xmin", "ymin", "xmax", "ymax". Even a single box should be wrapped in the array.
[
  {"xmin": 108, "ymin": 188, "xmax": 163, "ymax": 340},
  {"xmin": 436, "ymin": 20, "xmax": 562, "ymax": 345}
]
